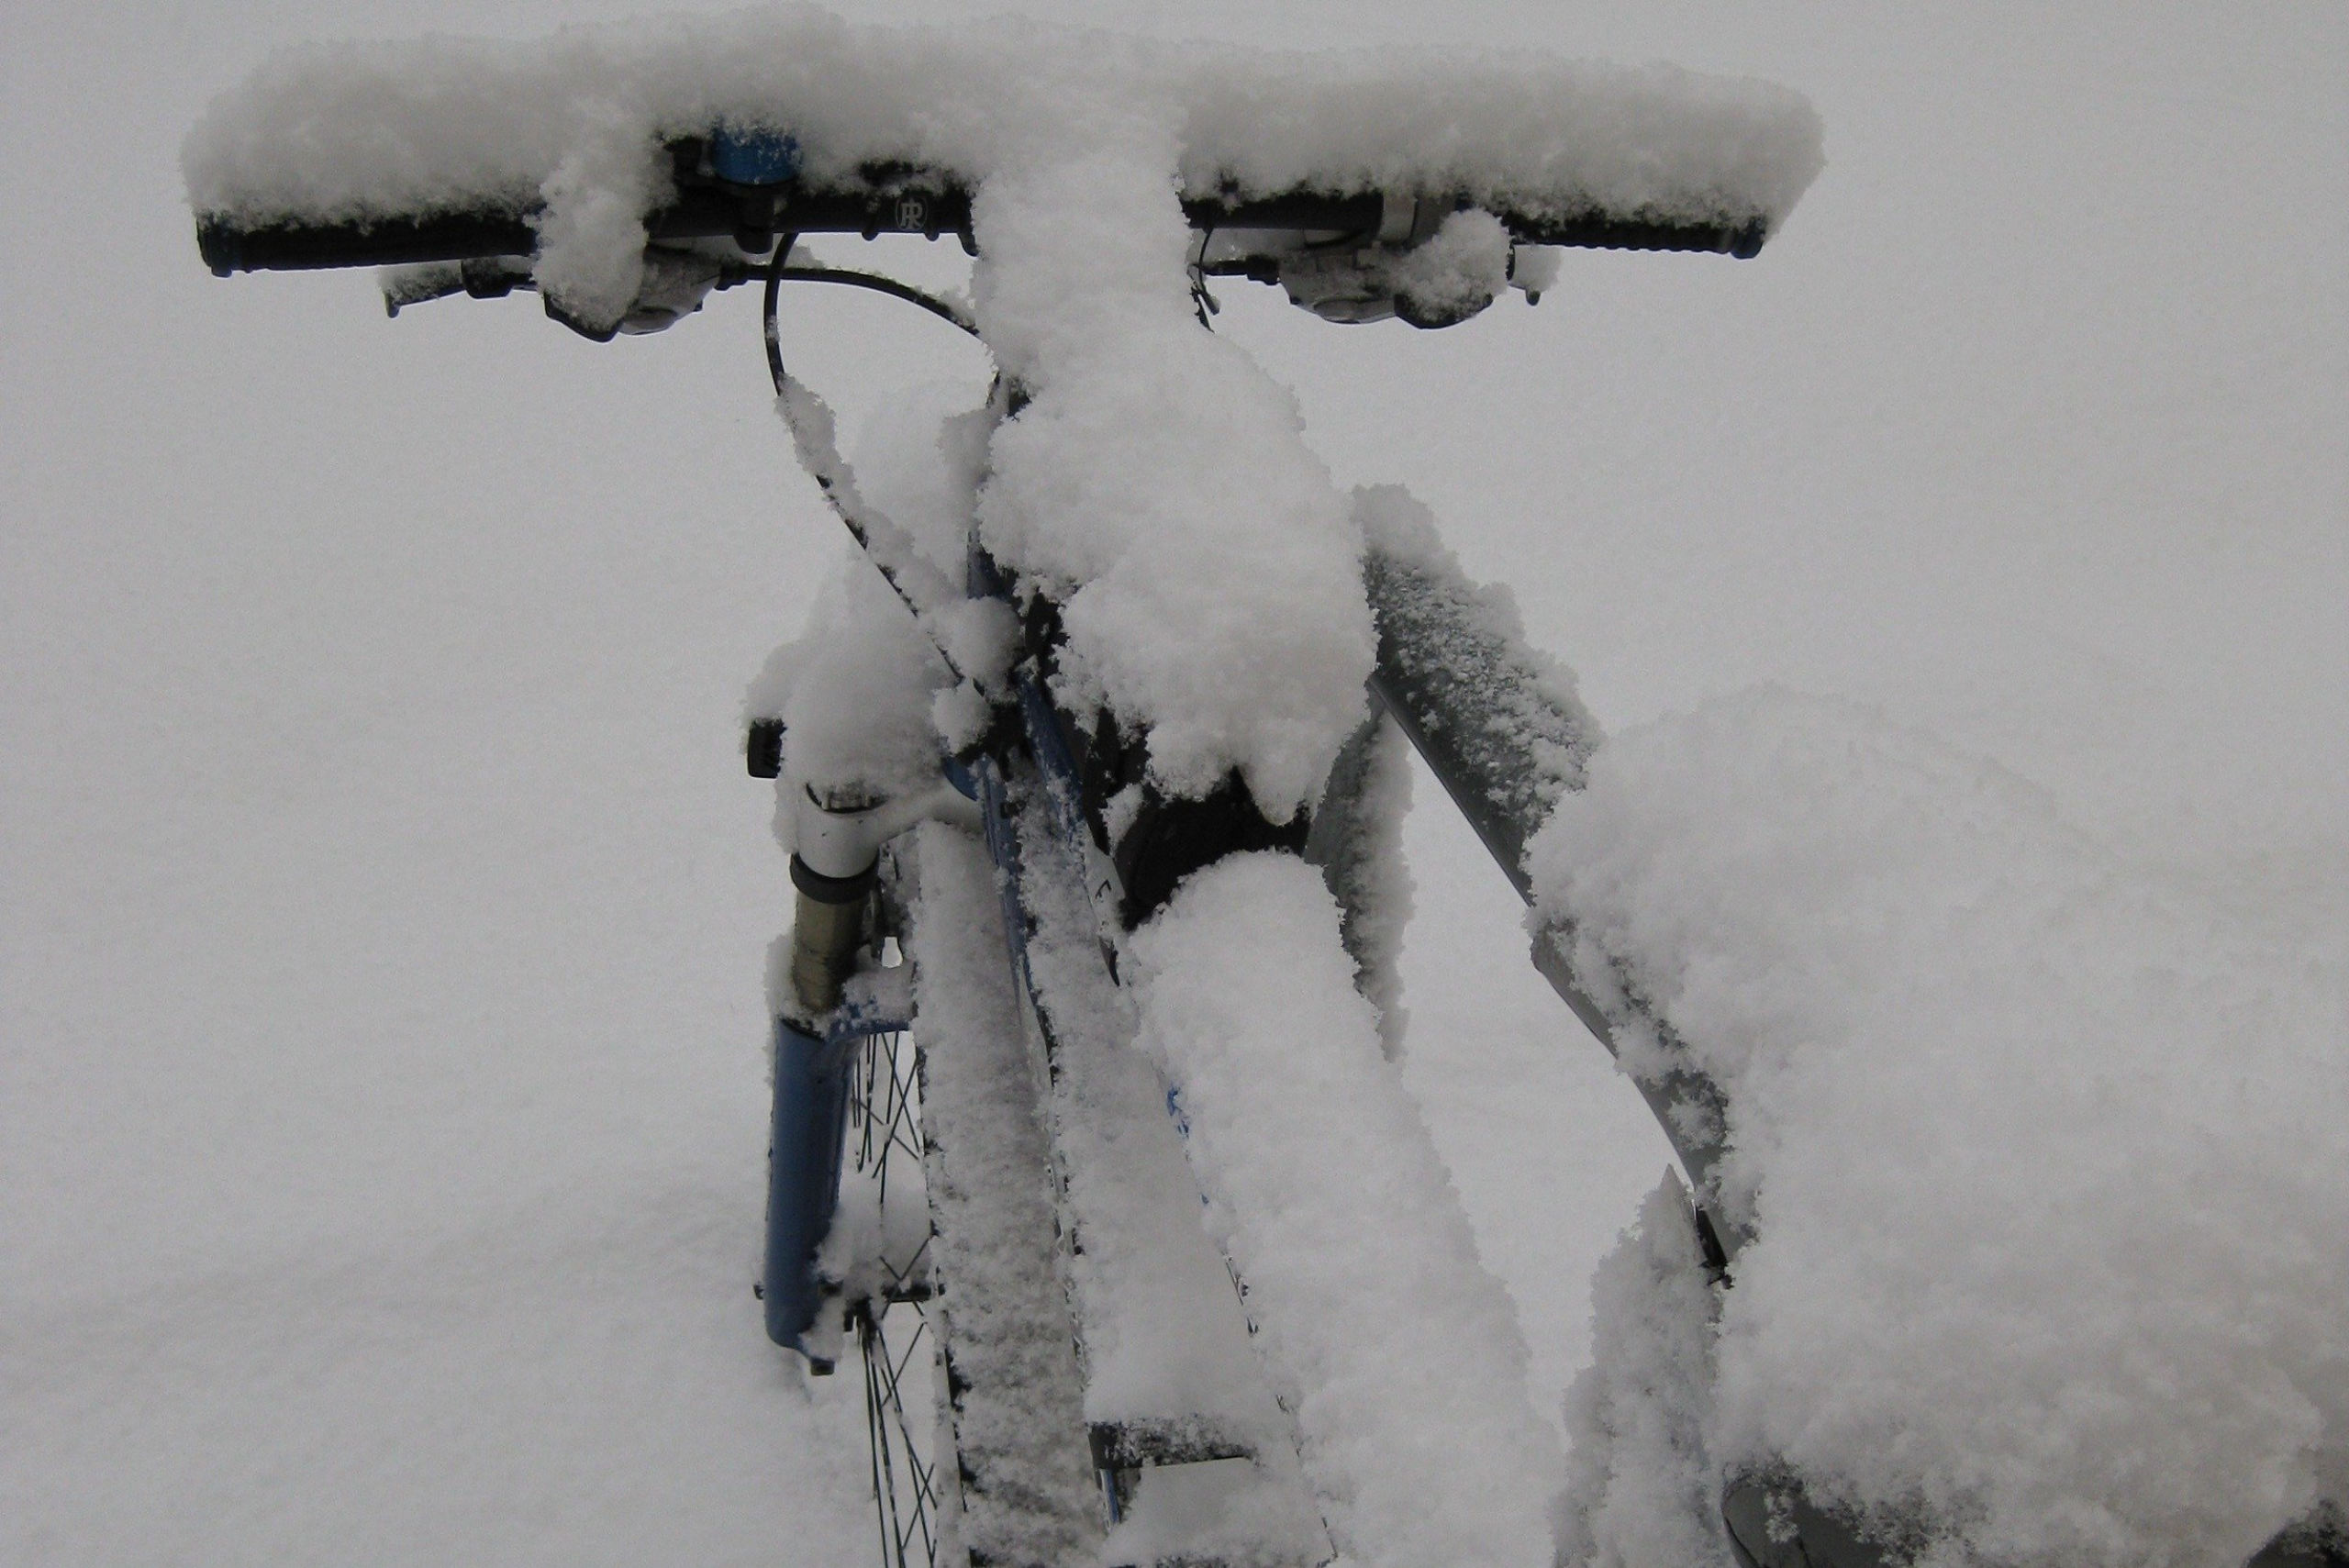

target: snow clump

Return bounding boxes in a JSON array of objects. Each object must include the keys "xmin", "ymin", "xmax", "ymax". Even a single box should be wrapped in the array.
[
  {"xmin": 1530, "ymin": 685, "xmax": 2349, "ymax": 1566},
  {"xmin": 962, "ymin": 54, "xmax": 1376, "ymax": 815},
  {"xmin": 1130, "ymin": 851, "xmax": 1560, "ymax": 1568},
  {"xmin": 1389, "ymin": 208, "xmax": 1513, "ymax": 324},
  {"xmin": 1556, "ymin": 1174, "xmax": 1725, "ymax": 1568},
  {"xmin": 745, "ymin": 550, "xmax": 949, "ymax": 820}
]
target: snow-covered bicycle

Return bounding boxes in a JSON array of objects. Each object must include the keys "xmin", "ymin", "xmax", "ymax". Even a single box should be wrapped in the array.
[{"xmin": 187, "ymin": 17, "xmax": 2342, "ymax": 1568}]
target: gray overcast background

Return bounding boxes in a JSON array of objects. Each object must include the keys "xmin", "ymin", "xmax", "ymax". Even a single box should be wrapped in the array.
[{"xmin": 5, "ymin": 2, "xmax": 2343, "ymax": 1562}]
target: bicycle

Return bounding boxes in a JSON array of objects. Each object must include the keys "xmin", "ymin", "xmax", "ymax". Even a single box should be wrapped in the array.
[{"xmin": 185, "ymin": 18, "xmax": 2341, "ymax": 1568}]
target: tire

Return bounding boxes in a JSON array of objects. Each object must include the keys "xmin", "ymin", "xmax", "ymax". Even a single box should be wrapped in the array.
[{"xmin": 885, "ymin": 825, "xmax": 1104, "ymax": 1568}]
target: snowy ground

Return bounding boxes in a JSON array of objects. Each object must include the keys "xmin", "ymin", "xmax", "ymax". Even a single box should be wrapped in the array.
[{"xmin": 5, "ymin": 2, "xmax": 2343, "ymax": 1563}]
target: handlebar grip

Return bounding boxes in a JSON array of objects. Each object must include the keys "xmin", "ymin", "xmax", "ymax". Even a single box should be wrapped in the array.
[
  {"xmin": 1513, "ymin": 210, "xmax": 1765, "ymax": 258},
  {"xmin": 197, "ymin": 210, "xmax": 538, "ymax": 275}
]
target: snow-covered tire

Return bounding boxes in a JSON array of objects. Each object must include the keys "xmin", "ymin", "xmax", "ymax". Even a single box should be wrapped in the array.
[{"xmin": 900, "ymin": 823, "xmax": 1104, "ymax": 1568}]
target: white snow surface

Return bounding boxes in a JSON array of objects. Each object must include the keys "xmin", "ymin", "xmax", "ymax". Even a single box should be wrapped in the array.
[
  {"xmin": 182, "ymin": 12, "xmax": 1824, "ymax": 242},
  {"xmin": 1, "ymin": 1173, "xmax": 878, "ymax": 1566},
  {"xmin": 907, "ymin": 822, "xmax": 1104, "ymax": 1566},
  {"xmin": 744, "ymin": 546, "xmax": 949, "ymax": 813},
  {"xmin": 967, "ymin": 112, "xmax": 1376, "ymax": 815},
  {"xmin": 1389, "ymin": 209, "xmax": 1514, "ymax": 322},
  {"xmin": 1010, "ymin": 792, "xmax": 1284, "ymax": 1432},
  {"xmin": 1356, "ymin": 481, "xmax": 1598, "ymax": 833},
  {"xmin": 1130, "ymin": 851, "xmax": 1560, "ymax": 1568},
  {"xmin": 1012, "ymin": 793, "xmax": 1331, "ymax": 1562},
  {"xmin": 1557, "ymin": 1174, "xmax": 1724, "ymax": 1568},
  {"xmin": 1529, "ymin": 686, "xmax": 2349, "ymax": 1565},
  {"xmin": 746, "ymin": 376, "xmax": 1020, "ymax": 774},
  {"xmin": 1308, "ymin": 711, "xmax": 1418, "ymax": 1061},
  {"xmin": 11, "ymin": 3, "xmax": 2343, "ymax": 1562},
  {"xmin": 1349, "ymin": 717, "xmax": 1417, "ymax": 1060}
]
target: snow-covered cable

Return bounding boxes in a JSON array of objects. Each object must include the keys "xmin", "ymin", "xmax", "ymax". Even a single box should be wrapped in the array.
[{"xmin": 763, "ymin": 260, "xmax": 968, "ymax": 673}]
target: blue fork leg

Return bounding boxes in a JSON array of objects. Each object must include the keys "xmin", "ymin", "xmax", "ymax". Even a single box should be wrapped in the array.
[{"xmin": 763, "ymin": 1016, "xmax": 853, "ymax": 1360}]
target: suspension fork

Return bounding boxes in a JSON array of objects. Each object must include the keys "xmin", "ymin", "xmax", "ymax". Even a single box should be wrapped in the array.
[{"xmin": 763, "ymin": 777, "xmax": 979, "ymax": 1367}]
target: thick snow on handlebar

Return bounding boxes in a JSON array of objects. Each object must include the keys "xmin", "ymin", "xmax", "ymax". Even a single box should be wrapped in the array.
[{"xmin": 185, "ymin": 13, "xmax": 1820, "ymax": 334}]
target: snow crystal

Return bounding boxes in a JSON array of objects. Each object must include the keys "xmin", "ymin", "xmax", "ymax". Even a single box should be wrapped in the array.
[
  {"xmin": 529, "ymin": 100, "xmax": 664, "ymax": 330},
  {"xmin": 1008, "ymin": 787, "xmax": 1330, "ymax": 1562},
  {"xmin": 1528, "ymin": 685, "xmax": 2349, "ymax": 1565},
  {"xmin": 1129, "ymin": 851, "xmax": 1559, "ymax": 1568},
  {"xmin": 1167, "ymin": 49, "xmax": 1821, "ymax": 235},
  {"xmin": 772, "ymin": 375, "xmax": 963, "ymax": 628},
  {"xmin": 1360, "ymin": 483, "xmax": 1598, "ymax": 884},
  {"xmin": 1007, "ymin": 784, "xmax": 1275, "ymax": 1428},
  {"xmin": 1389, "ymin": 208, "xmax": 1513, "ymax": 325},
  {"xmin": 842, "ymin": 386, "xmax": 1019, "ymax": 711}
]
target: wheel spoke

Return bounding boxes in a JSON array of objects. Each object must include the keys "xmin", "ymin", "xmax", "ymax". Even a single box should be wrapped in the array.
[
  {"xmin": 860, "ymin": 1302, "xmax": 939, "ymax": 1566},
  {"xmin": 847, "ymin": 1026, "xmax": 941, "ymax": 1568}
]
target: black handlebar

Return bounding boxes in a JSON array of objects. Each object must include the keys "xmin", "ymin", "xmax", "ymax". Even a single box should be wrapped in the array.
[{"xmin": 196, "ymin": 150, "xmax": 1767, "ymax": 277}]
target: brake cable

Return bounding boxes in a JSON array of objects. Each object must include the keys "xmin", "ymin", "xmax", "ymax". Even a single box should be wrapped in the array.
[
  {"xmin": 746, "ymin": 241, "xmax": 978, "ymax": 355},
  {"xmin": 758, "ymin": 240, "xmax": 986, "ymax": 684}
]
